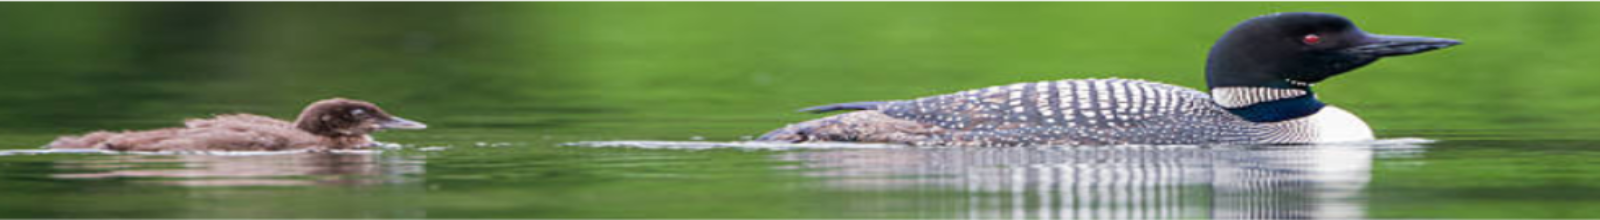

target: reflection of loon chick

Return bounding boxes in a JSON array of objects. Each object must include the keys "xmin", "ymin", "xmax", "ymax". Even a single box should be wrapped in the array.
[
  {"xmin": 47, "ymin": 98, "xmax": 427, "ymax": 151},
  {"xmin": 52, "ymin": 153, "xmax": 425, "ymax": 187},
  {"xmin": 759, "ymin": 12, "xmax": 1459, "ymax": 146}
]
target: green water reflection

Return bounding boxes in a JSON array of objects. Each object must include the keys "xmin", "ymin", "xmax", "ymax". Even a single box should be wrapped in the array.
[{"xmin": 2, "ymin": 2, "xmax": 1599, "ymax": 219}]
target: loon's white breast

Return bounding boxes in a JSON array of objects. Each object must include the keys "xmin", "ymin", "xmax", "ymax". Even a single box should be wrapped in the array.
[
  {"xmin": 1297, "ymin": 106, "xmax": 1375, "ymax": 143},
  {"xmin": 1257, "ymin": 105, "xmax": 1375, "ymax": 144},
  {"xmin": 1212, "ymin": 87, "xmax": 1375, "ymax": 144}
]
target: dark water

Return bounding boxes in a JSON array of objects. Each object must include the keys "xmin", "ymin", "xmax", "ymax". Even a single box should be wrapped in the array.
[{"xmin": 2, "ymin": 2, "xmax": 1600, "ymax": 218}]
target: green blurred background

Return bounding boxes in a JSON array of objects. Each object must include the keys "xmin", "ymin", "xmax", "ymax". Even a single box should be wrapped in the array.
[
  {"xmin": 0, "ymin": 2, "xmax": 1598, "ymax": 218},
  {"xmin": 3, "ymin": 2, "xmax": 1597, "ymax": 138}
]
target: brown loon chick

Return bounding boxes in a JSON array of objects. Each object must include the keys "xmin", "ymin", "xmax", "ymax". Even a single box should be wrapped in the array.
[
  {"xmin": 47, "ymin": 98, "xmax": 427, "ymax": 151},
  {"xmin": 758, "ymin": 12, "xmax": 1460, "ymax": 147}
]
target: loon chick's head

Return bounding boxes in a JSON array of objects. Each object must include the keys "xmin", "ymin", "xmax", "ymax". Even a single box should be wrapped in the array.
[
  {"xmin": 1205, "ymin": 12, "xmax": 1461, "ymax": 89},
  {"xmin": 293, "ymin": 98, "xmax": 428, "ymax": 138}
]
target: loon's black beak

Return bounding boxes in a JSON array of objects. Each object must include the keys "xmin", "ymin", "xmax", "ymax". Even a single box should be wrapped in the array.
[
  {"xmin": 379, "ymin": 116, "xmax": 428, "ymax": 130},
  {"xmin": 1347, "ymin": 34, "xmax": 1462, "ymax": 57}
]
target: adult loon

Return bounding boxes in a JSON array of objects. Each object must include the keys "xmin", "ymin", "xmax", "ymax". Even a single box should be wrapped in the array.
[{"xmin": 757, "ymin": 12, "xmax": 1460, "ymax": 147}]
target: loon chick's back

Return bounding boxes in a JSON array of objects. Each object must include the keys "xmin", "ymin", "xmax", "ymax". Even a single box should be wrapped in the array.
[{"xmin": 757, "ymin": 12, "xmax": 1460, "ymax": 147}]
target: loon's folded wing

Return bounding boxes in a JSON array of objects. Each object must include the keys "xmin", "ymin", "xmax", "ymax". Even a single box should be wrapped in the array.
[
  {"xmin": 763, "ymin": 79, "xmax": 1265, "ymax": 146},
  {"xmin": 880, "ymin": 79, "xmax": 1219, "ymax": 130},
  {"xmin": 797, "ymin": 101, "xmax": 893, "ymax": 113}
]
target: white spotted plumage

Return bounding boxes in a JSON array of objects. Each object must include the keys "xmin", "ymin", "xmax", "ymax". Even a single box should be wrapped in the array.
[{"xmin": 871, "ymin": 78, "xmax": 1369, "ymax": 145}]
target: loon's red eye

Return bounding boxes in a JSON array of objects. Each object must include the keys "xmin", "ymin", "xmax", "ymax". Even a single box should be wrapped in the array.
[{"xmin": 1302, "ymin": 34, "xmax": 1322, "ymax": 45}]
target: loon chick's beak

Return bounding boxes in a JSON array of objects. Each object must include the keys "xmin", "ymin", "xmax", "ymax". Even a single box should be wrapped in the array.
[
  {"xmin": 379, "ymin": 117, "xmax": 428, "ymax": 130},
  {"xmin": 1347, "ymin": 34, "xmax": 1463, "ymax": 57}
]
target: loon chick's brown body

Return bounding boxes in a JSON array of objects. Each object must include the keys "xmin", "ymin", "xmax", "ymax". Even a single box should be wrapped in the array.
[{"xmin": 47, "ymin": 98, "xmax": 427, "ymax": 151}]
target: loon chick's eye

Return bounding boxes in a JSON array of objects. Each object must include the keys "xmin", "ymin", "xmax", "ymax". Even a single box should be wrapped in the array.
[{"xmin": 1302, "ymin": 34, "xmax": 1322, "ymax": 45}]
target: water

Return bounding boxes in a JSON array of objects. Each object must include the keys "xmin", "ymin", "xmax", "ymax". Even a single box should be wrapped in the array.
[{"xmin": 3, "ymin": 2, "xmax": 1600, "ymax": 218}]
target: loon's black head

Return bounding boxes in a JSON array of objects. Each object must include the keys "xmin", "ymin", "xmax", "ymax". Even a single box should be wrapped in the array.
[{"xmin": 1205, "ymin": 12, "xmax": 1461, "ymax": 89}]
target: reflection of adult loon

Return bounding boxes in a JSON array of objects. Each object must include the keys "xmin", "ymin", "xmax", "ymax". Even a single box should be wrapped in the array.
[
  {"xmin": 775, "ymin": 144, "xmax": 1402, "ymax": 219},
  {"xmin": 759, "ymin": 12, "xmax": 1460, "ymax": 146}
]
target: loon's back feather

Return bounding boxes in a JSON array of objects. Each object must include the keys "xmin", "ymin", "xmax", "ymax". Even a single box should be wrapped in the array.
[{"xmin": 759, "ymin": 79, "xmax": 1285, "ymax": 146}]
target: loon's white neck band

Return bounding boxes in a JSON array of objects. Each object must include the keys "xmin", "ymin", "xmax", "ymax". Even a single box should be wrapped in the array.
[{"xmin": 1210, "ymin": 87, "xmax": 1311, "ymax": 108}]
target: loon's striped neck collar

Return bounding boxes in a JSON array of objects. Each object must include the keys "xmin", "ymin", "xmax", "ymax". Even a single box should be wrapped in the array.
[{"xmin": 1211, "ymin": 84, "xmax": 1324, "ymax": 123}]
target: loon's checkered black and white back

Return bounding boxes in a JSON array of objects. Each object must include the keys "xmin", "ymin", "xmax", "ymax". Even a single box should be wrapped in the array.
[
  {"xmin": 758, "ymin": 79, "xmax": 1334, "ymax": 146},
  {"xmin": 880, "ymin": 79, "xmax": 1262, "ymax": 146}
]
